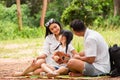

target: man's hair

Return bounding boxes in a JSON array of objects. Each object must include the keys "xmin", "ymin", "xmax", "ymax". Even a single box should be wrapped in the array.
[{"xmin": 70, "ymin": 19, "xmax": 86, "ymax": 32}]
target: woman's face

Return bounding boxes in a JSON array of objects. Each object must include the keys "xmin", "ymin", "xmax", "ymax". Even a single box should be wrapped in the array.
[{"xmin": 49, "ymin": 23, "xmax": 61, "ymax": 35}]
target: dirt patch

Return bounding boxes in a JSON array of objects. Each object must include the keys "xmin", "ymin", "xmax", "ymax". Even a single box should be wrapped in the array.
[
  {"xmin": 0, "ymin": 58, "xmax": 120, "ymax": 80},
  {"xmin": 0, "ymin": 58, "xmax": 32, "ymax": 78}
]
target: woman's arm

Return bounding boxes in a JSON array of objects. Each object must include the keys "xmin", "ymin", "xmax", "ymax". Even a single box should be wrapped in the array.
[{"xmin": 36, "ymin": 53, "xmax": 47, "ymax": 60}]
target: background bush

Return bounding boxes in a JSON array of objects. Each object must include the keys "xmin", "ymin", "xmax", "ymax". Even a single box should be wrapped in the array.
[
  {"xmin": 0, "ymin": 20, "xmax": 45, "ymax": 40},
  {"xmin": 61, "ymin": 0, "xmax": 114, "ymax": 28},
  {"xmin": 0, "ymin": 0, "xmax": 120, "ymax": 41}
]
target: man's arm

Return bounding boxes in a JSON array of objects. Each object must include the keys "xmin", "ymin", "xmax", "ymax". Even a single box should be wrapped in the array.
[{"xmin": 73, "ymin": 54, "xmax": 95, "ymax": 64}]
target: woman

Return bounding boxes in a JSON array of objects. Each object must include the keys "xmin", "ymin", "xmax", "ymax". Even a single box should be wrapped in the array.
[
  {"xmin": 41, "ymin": 30, "xmax": 75, "ymax": 78},
  {"xmin": 13, "ymin": 18, "xmax": 77, "ymax": 76}
]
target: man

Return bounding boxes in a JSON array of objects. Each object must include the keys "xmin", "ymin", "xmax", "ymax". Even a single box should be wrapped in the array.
[{"xmin": 67, "ymin": 19, "xmax": 110, "ymax": 77}]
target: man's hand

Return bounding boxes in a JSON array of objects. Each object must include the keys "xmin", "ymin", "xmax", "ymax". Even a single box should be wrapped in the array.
[{"xmin": 73, "ymin": 54, "xmax": 81, "ymax": 59}]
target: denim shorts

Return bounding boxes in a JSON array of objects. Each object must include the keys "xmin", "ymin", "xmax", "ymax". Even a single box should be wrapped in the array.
[
  {"xmin": 83, "ymin": 62, "xmax": 104, "ymax": 76},
  {"xmin": 54, "ymin": 66, "xmax": 59, "ymax": 70}
]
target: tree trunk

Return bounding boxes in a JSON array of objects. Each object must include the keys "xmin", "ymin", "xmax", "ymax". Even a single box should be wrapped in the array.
[
  {"xmin": 40, "ymin": 0, "xmax": 47, "ymax": 27},
  {"xmin": 16, "ymin": 0, "xmax": 22, "ymax": 30},
  {"xmin": 114, "ymin": 0, "xmax": 120, "ymax": 16}
]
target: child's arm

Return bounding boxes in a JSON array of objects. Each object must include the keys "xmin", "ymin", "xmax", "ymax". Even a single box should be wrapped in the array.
[{"xmin": 52, "ymin": 51, "xmax": 70, "ymax": 64}]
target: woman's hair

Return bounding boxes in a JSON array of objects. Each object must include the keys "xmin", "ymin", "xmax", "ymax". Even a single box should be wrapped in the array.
[
  {"xmin": 55, "ymin": 30, "xmax": 73, "ymax": 53},
  {"xmin": 45, "ymin": 18, "xmax": 63, "ymax": 37},
  {"xmin": 70, "ymin": 19, "xmax": 86, "ymax": 32}
]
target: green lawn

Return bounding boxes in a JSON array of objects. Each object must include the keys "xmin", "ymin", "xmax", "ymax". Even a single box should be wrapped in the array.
[
  {"xmin": 0, "ymin": 28, "xmax": 120, "ymax": 58},
  {"xmin": 0, "ymin": 38, "xmax": 44, "ymax": 58}
]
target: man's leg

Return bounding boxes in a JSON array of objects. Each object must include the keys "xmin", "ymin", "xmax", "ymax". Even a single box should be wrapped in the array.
[{"xmin": 67, "ymin": 58, "xmax": 85, "ymax": 77}]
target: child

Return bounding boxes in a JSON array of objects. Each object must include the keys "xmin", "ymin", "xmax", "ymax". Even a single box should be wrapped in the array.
[{"xmin": 41, "ymin": 30, "xmax": 75, "ymax": 78}]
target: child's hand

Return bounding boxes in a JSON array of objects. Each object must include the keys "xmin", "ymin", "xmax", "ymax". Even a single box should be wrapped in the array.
[{"xmin": 52, "ymin": 55, "xmax": 60, "ymax": 62}]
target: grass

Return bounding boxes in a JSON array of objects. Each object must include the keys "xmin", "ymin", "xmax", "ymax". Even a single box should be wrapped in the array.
[
  {"xmin": 0, "ymin": 38, "xmax": 44, "ymax": 59},
  {"xmin": 0, "ymin": 28, "xmax": 120, "ymax": 58}
]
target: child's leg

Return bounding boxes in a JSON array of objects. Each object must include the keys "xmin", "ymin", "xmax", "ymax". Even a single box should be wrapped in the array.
[
  {"xmin": 54, "ymin": 66, "xmax": 69, "ymax": 75},
  {"xmin": 47, "ymin": 66, "xmax": 69, "ymax": 78},
  {"xmin": 41, "ymin": 63, "xmax": 55, "ymax": 73}
]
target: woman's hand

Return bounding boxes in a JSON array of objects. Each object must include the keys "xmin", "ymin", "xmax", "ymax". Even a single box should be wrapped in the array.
[{"xmin": 31, "ymin": 58, "xmax": 37, "ymax": 66}]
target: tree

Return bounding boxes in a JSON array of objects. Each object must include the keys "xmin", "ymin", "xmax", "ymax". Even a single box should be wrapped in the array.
[
  {"xmin": 114, "ymin": 0, "xmax": 120, "ymax": 16},
  {"xmin": 40, "ymin": 0, "xmax": 48, "ymax": 27},
  {"xmin": 61, "ymin": 0, "xmax": 111, "ymax": 26},
  {"xmin": 16, "ymin": 0, "xmax": 22, "ymax": 30}
]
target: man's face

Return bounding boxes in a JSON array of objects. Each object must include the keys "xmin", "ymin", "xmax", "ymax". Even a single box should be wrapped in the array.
[{"xmin": 71, "ymin": 29, "xmax": 82, "ymax": 36}]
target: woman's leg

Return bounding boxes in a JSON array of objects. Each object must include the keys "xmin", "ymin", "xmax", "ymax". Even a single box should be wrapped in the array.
[
  {"xmin": 13, "ymin": 59, "xmax": 45, "ymax": 76},
  {"xmin": 33, "ymin": 68, "xmax": 44, "ymax": 75}
]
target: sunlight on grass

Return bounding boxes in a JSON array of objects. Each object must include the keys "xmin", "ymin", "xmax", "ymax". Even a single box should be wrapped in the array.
[
  {"xmin": 0, "ymin": 28, "xmax": 120, "ymax": 59},
  {"xmin": 72, "ymin": 35, "xmax": 84, "ymax": 52},
  {"xmin": 0, "ymin": 38, "xmax": 44, "ymax": 59},
  {"xmin": 96, "ymin": 28, "xmax": 120, "ymax": 46}
]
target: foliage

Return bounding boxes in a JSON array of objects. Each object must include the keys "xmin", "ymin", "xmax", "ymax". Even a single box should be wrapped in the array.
[
  {"xmin": 46, "ymin": 0, "xmax": 72, "ymax": 22},
  {"xmin": 45, "ymin": 11, "xmax": 60, "ymax": 22},
  {"xmin": 0, "ymin": 21, "xmax": 45, "ymax": 41},
  {"xmin": 93, "ymin": 15, "xmax": 120, "ymax": 29},
  {"xmin": 26, "ymin": 0, "xmax": 42, "ymax": 17},
  {"xmin": 61, "ymin": 0, "xmax": 113, "ymax": 26},
  {"xmin": 0, "ymin": 0, "xmax": 72, "ymax": 27},
  {"xmin": 0, "ymin": 4, "xmax": 41, "ymax": 27}
]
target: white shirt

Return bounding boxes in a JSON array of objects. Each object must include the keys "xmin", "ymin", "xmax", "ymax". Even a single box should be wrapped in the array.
[
  {"xmin": 42, "ymin": 34, "xmax": 74, "ymax": 67},
  {"xmin": 84, "ymin": 28, "xmax": 110, "ymax": 73}
]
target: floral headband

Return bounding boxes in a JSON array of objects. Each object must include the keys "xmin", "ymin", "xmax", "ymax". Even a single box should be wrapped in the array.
[{"xmin": 45, "ymin": 18, "xmax": 55, "ymax": 27}]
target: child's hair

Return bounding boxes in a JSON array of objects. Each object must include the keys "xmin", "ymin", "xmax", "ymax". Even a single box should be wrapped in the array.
[
  {"xmin": 55, "ymin": 30, "xmax": 73, "ymax": 53},
  {"xmin": 45, "ymin": 18, "xmax": 63, "ymax": 37}
]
